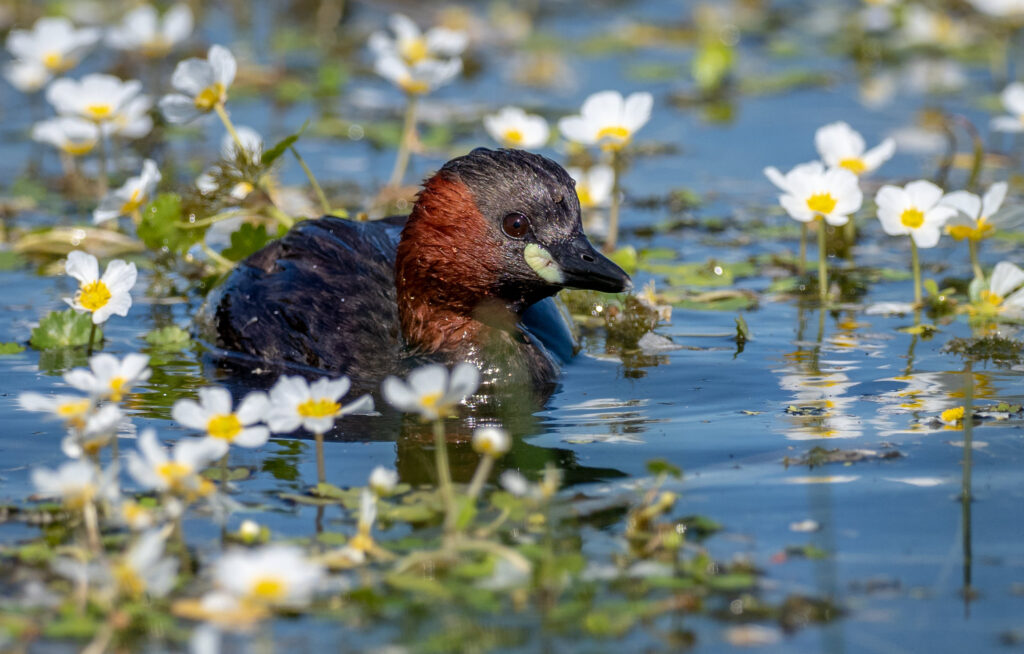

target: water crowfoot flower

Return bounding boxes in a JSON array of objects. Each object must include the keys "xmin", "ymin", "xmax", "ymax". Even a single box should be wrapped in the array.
[
  {"xmin": 61, "ymin": 403, "xmax": 123, "ymax": 459},
  {"xmin": 127, "ymin": 428, "xmax": 222, "ymax": 500},
  {"xmin": 875, "ymin": 180, "xmax": 956, "ymax": 306},
  {"xmin": 484, "ymin": 107, "xmax": 549, "ymax": 148},
  {"xmin": 32, "ymin": 459, "xmax": 111, "ymax": 551},
  {"xmin": 970, "ymin": 261, "xmax": 1024, "ymax": 320},
  {"xmin": 17, "ymin": 392, "xmax": 93, "ymax": 428},
  {"xmin": 64, "ymin": 353, "xmax": 151, "ymax": 402},
  {"xmin": 467, "ymin": 426, "xmax": 511, "ymax": 501},
  {"xmin": 64, "ymin": 250, "xmax": 137, "ymax": 326},
  {"xmin": 172, "ymin": 387, "xmax": 269, "ymax": 458},
  {"xmin": 3, "ymin": 59, "xmax": 50, "ymax": 93},
  {"xmin": 567, "ymin": 165, "xmax": 614, "ymax": 210},
  {"xmin": 369, "ymin": 466, "xmax": 399, "ymax": 496},
  {"xmin": 992, "ymin": 82, "xmax": 1024, "ymax": 133},
  {"xmin": 103, "ymin": 95, "xmax": 154, "ymax": 141},
  {"xmin": 92, "ymin": 159, "xmax": 161, "ymax": 224},
  {"xmin": 941, "ymin": 182, "xmax": 1008, "ymax": 280},
  {"xmin": 31, "ymin": 117, "xmax": 99, "ymax": 157},
  {"xmin": 814, "ymin": 121, "xmax": 895, "ymax": 176},
  {"xmin": 382, "ymin": 362, "xmax": 480, "ymax": 420},
  {"xmin": 46, "ymin": 74, "xmax": 144, "ymax": 124},
  {"xmin": 348, "ymin": 488, "xmax": 378, "ymax": 552},
  {"xmin": 213, "ymin": 545, "xmax": 323, "ymax": 608},
  {"xmin": 6, "ymin": 17, "xmax": 100, "ymax": 77},
  {"xmin": 764, "ymin": 161, "xmax": 862, "ymax": 304},
  {"xmin": 111, "ymin": 529, "xmax": 179, "ymax": 599},
  {"xmin": 106, "ymin": 3, "xmax": 194, "ymax": 57},
  {"xmin": 159, "ymin": 45, "xmax": 239, "ymax": 141},
  {"xmin": 265, "ymin": 374, "xmax": 372, "ymax": 484}
]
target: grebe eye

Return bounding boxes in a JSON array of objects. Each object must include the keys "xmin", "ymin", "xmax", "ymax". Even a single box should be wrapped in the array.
[{"xmin": 502, "ymin": 212, "xmax": 530, "ymax": 239}]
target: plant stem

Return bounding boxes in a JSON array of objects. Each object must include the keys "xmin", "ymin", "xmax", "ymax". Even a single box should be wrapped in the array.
[
  {"xmin": 910, "ymin": 237, "xmax": 922, "ymax": 307},
  {"xmin": 799, "ymin": 222, "xmax": 808, "ymax": 273},
  {"xmin": 314, "ymin": 432, "xmax": 326, "ymax": 485},
  {"xmin": 431, "ymin": 419, "xmax": 456, "ymax": 537},
  {"xmin": 218, "ymin": 452, "xmax": 229, "ymax": 488},
  {"xmin": 465, "ymin": 455, "xmax": 494, "ymax": 503},
  {"xmin": 290, "ymin": 146, "xmax": 331, "ymax": 215},
  {"xmin": 82, "ymin": 500, "xmax": 101, "ymax": 554},
  {"xmin": 817, "ymin": 219, "xmax": 829, "ymax": 306},
  {"xmin": 604, "ymin": 149, "xmax": 623, "ymax": 253},
  {"xmin": 388, "ymin": 94, "xmax": 419, "ymax": 188},
  {"xmin": 87, "ymin": 322, "xmax": 97, "ymax": 355},
  {"xmin": 201, "ymin": 242, "xmax": 234, "ymax": 271},
  {"xmin": 968, "ymin": 239, "xmax": 983, "ymax": 282},
  {"xmin": 214, "ymin": 102, "xmax": 245, "ymax": 153}
]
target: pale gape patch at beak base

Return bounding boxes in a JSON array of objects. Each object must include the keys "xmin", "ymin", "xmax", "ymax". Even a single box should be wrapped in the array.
[{"xmin": 524, "ymin": 243, "xmax": 564, "ymax": 284}]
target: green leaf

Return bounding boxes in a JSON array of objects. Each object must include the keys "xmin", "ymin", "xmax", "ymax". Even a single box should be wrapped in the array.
[
  {"xmin": 454, "ymin": 497, "xmax": 478, "ymax": 530},
  {"xmin": 137, "ymin": 193, "xmax": 203, "ymax": 255},
  {"xmin": 222, "ymin": 223, "xmax": 274, "ymax": 262},
  {"xmin": 646, "ymin": 458, "xmax": 682, "ymax": 479},
  {"xmin": 0, "ymin": 342, "xmax": 25, "ymax": 355},
  {"xmin": 608, "ymin": 246, "xmax": 638, "ymax": 274},
  {"xmin": 692, "ymin": 40, "xmax": 735, "ymax": 92},
  {"xmin": 735, "ymin": 314, "xmax": 751, "ymax": 344},
  {"xmin": 707, "ymin": 572, "xmax": 757, "ymax": 591},
  {"xmin": 262, "ymin": 121, "xmax": 309, "ymax": 165},
  {"xmin": 30, "ymin": 310, "xmax": 100, "ymax": 350},
  {"xmin": 143, "ymin": 325, "xmax": 191, "ymax": 350},
  {"xmin": 924, "ymin": 278, "xmax": 939, "ymax": 297}
]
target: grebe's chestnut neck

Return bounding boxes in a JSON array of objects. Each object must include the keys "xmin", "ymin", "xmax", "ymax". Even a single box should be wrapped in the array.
[{"xmin": 395, "ymin": 148, "xmax": 631, "ymax": 356}]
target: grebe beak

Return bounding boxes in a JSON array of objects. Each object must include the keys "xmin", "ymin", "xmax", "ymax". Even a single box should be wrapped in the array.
[{"xmin": 554, "ymin": 234, "xmax": 633, "ymax": 294}]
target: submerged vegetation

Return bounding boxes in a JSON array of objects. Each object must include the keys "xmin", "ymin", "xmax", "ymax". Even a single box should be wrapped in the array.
[{"xmin": 2, "ymin": 0, "xmax": 1024, "ymax": 652}]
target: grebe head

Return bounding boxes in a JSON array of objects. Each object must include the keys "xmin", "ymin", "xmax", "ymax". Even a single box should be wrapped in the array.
[{"xmin": 396, "ymin": 148, "xmax": 631, "ymax": 351}]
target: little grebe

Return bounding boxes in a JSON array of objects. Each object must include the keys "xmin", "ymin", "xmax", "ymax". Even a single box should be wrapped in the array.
[{"xmin": 201, "ymin": 148, "xmax": 631, "ymax": 388}]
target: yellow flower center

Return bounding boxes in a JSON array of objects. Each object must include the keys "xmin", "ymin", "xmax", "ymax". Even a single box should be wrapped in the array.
[
  {"xmin": 58, "ymin": 399, "xmax": 92, "ymax": 419},
  {"xmin": 78, "ymin": 280, "xmax": 112, "ymax": 312},
  {"xmin": 250, "ymin": 577, "xmax": 287, "ymax": 602},
  {"xmin": 502, "ymin": 128, "xmax": 524, "ymax": 146},
  {"xmin": 85, "ymin": 104, "xmax": 114, "ymax": 120},
  {"xmin": 232, "ymin": 181, "xmax": 254, "ymax": 198},
  {"xmin": 577, "ymin": 186, "xmax": 593, "ymax": 207},
  {"xmin": 63, "ymin": 139, "xmax": 96, "ymax": 156},
  {"xmin": 194, "ymin": 83, "xmax": 226, "ymax": 111},
  {"xmin": 806, "ymin": 192, "xmax": 837, "ymax": 215},
  {"xmin": 839, "ymin": 158, "xmax": 866, "ymax": 175},
  {"xmin": 207, "ymin": 413, "xmax": 243, "ymax": 441},
  {"xmin": 596, "ymin": 125, "xmax": 631, "ymax": 149},
  {"xmin": 120, "ymin": 189, "xmax": 144, "ymax": 215},
  {"xmin": 400, "ymin": 37, "xmax": 429, "ymax": 65},
  {"xmin": 980, "ymin": 289, "xmax": 1004, "ymax": 308},
  {"xmin": 950, "ymin": 217, "xmax": 995, "ymax": 242},
  {"xmin": 941, "ymin": 406, "xmax": 965, "ymax": 424},
  {"xmin": 156, "ymin": 461, "xmax": 192, "ymax": 486},
  {"xmin": 349, "ymin": 531, "xmax": 375, "ymax": 552},
  {"xmin": 900, "ymin": 208, "xmax": 925, "ymax": 229},
  {"xmin": 400, "ymin": 77, "xmax": 430, "ymax": 95},
  {"xmin": 297, "ymin": 397, "xmax": 340, "ymax": 418},
  {"xmin": 108, "ymin": 376, "xmax": 128, "ymax": 402},
  {"xmin": 420, "ymin": 391, "xmax": 442, "ymax": 409},
  {"xmin": 42, "ymin": 51, "xmax": 64, "ymax": 71},
  {"xmin": 113, "ymin": 562, "xmax": 146, "ymax": 598},
  {"xmin": 122, "ymin": 501, "xmax": 150, "ymax": 526}
]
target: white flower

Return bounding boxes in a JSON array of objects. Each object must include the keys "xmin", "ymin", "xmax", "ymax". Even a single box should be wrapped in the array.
[
  {"xmin": 64, "ymin": 352, "xmax": 151, "ymax": 402},
  {"xmin": 978, "ymin": 261, "xmax": 1024, "ymax": 316},
  {"xmin": 159, "ymin": 45, "xmax": 237, "ymax": 124},
  {"xmin": 31, "ymin": 117, "xmax": 99, "ymax": 155},
  {"xmin": 64, "ymin": 250, "xmax": 137, "ymax": 324},
  {"xmin": 6, "ymin": 17, "xmax": 100, "ymax": 75},
  {"xmin": 18, "ymin": 392, "xmax": 92, "ymax": 427},
  {"xmin": 222, "ymin": 126, "xmax": 263, "ymax": 161},
  {"xmin": 369, "ymin": 13, "xmax": 468, "ymax": 65},
  {"xmin": 498, "ymin": 470, "xmax": 532, "ymax": 497},
  {"xmin": 46, "ymin": 73, "xmax": 143, "ymax": 123},
  {"xmin": 382, "ymin": 362, "xmax": 480, "ymax": 420},
  {"xmin": 115, "ymin": 498, "xmax": 157, "ymax": 531},
  {"xmin": 3, "ymin": 59, "xmax": 50, "ymax": 93},
  {"xmin": 814, "ymin": 121, "xmax": 895, "ymax": 176},
  {"xmin": 374, "ymin": 52, "xmax": 462, "ymax": 95},
  {"xmin": 472, "ymin": 426, "xmax": 511, "ymax": 458},
  {"xmin": 901, "ymin": 6, "xmax": 966, "ymax": 47},
  {"xmin": 103, "ymin": 95, "xmax": 154, "ymax": 140},
  {"xmin": 558, "ymin": 91, "xmax": 653, "ymax": 151},
  {"xmin": 126, "ymin": 428, "xmax": 221, "ymax": 496},
  {"xmin": 567, "ymin": 165, "xmax": 614, "ymax": 209},
  {"xmin": 992, "ymin": 82, "xmax": 1024, "ymax": 133},
  {"xmin": 61, "ymin": 403, "xmax": 123, "ymax": 459},
  {"xmin": 112, "ymin": 529, "xmax": 178, "ymax": 598},
  {"xmin": 357, "ymin": 488, "xmax": 377, "ymax": 535},
  {"xmin": 214, "ymin": 545, "xmax": 323, "ymax": 607},
  {"xmin": 484, "ymin": 107, "xmax": 549, "ymax": 148},
  {"xmin": 31, "ymin": 459, "xmax": 103, "ymax": 509},
  {"xmin": 941, "ymin": 182, "xmax": 1008, "ymax": 241},
  {"xmin": 265, "ymin": 375, "xmax": 373, "ymax": 435},
  {"xmin": 93, "ymin": 159, "xmax": 161, "ymax": 224},
  {"xmin": 368, "ymin": 466, "xmax": 398, "ymax": 495},
  {"xmin": 968, "ymin": 0, "xmax": 1024, "ymax": 17},
  {"xmin": 172, "ymin": 387, "xmax": 270, "ymax": 456},
  {"xmin": 875, "ymin": 180, "xmax": 957, "ymax": 247},
  {"xmin": 763, "ymin": 161, "xmax": 863, "ymax": 226},
  {"xmin": 106, "ymin": 3, "xmax": 193, "ymax": 57}
]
